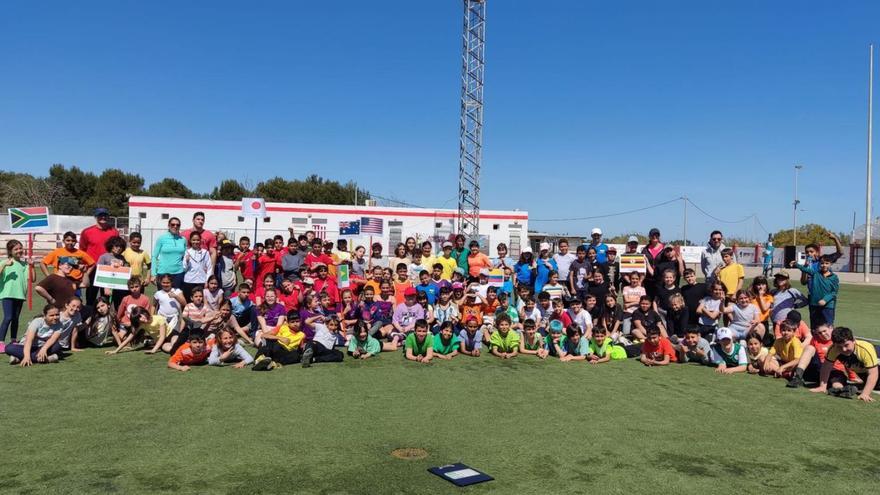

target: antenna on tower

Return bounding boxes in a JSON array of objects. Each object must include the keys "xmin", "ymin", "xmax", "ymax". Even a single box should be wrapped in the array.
[{"xmin": 458, "ymin": 0, "xmax": 485, "ymax": 240}]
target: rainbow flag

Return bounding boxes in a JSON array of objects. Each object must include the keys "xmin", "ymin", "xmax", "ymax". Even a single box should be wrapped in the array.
[{"xmin": 94, "ymin": 265, "xmax": 132, "ymax": 290}]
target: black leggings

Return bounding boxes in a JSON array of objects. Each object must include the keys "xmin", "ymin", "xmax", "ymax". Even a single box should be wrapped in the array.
[
  {"xmin": 308, "ymin": 341, "xmax": 344, "ymax": 363},
  {"xmin": 257, "ymin": 341, "xmax": 303, "ymax": 365}
]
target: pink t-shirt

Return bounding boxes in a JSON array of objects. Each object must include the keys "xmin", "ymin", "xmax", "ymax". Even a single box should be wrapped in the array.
[
  {"xmin": 182, "ymin": 228, "xmax": 217, "ymax": 253},
  {"xmin": 622, "ymin": 286, "xmax": 646, "ymax": 314}
]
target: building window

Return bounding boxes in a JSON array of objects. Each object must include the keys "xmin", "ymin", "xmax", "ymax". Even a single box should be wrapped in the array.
[
  {"xmin": 493, "ymin": 224, "xmax": 500, "ymax": 230},
  {"xmin": 138, "ymin": 212, "xmax": 146, "ymax": 219},
  {"xmin": 263, "ymin": 217, "xmax": 271, "ymax": 223},
  {"xmin": 291, "ymin": 217, "xmax": 308, "ymax": 224},
  {"xmin": 161, "ymin": 213, "xmax": 169, "ymax": 220},
  {"xmin": 238, "ymin": 216, "xmax": 245, "ymax": 222},
  {"xmin": 435, "ymin": 222, "xmax": 443, "ymax": 228},
  {"xmin": 311, "ymin": 218, "xmax": 327, "ymax": 225},
  {"xmin": 389, "ymin": 221, "xmax": 403, "ymax": 227}
]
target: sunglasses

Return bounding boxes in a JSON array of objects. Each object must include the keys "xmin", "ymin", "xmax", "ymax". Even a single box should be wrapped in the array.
[{"xmin": 169, "ymin": 223, "xmax": 181, "ymax": 227}]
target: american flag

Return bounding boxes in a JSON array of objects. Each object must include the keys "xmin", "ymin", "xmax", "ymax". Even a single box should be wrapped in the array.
[
  {"xmin": 360, "ymin": 216, "xmax": 383, "ymax": 234},
  {"xmin": 312, "ymin": 224, "xmax": 326, "ymax": 240},
  {"xmin": 339, "ymin": 220, "xmax": 360, "ymax": 236}
]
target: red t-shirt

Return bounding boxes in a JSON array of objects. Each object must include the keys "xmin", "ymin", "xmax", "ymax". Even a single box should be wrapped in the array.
[
  {"xmin": 277, "ymin": 288, "xmax": 301, "ymax": 311},
  {"xmin": 255, "ymin": 254, "xmax": 278, "ymax": 289},
  {"xmin": 550, "ymin": 311, "xmax": 573, "ymax": 328},
  {"xmin": 810, "ymin": 335, "xmax": 846, "ymax": 372},
  {"xmin": 181, "ymin": 228, "xmax": 217, "ymax": 253},
  {"xmin": 79, "ymin": 225, "xmax": 120, "ymax": 263},
  {"xmin": 305, "ymin": 252, "xmax": 335, "ymax": 270},
  {"xmin": 168, "ymin": 342, "xmax": 212, "ymax": 366},
  {"xmin": 313, "ymin": 277, "xmax": 340, "ymax": 305},
  {"xmin": 642, "ymin": 337, "xmax": 678, "ymax": 362},
  {"xmin": 235, "ymin": 250, "xmax": 256, "ymax": 281}
]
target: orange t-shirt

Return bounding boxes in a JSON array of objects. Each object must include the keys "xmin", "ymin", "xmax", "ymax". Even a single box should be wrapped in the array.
[
  {"xmin": 641, "ymin": 337, "xmax": 678, "ymax": 362},
  {"xmin": 460, "ymin": 303, "xmax": 483, "ymax": 325},
  {"xmin": 751, "ymin": 294, "xmax": 774, "ymax": 322},
  {"xmin": 773, "ymin": 320, "xmax": 810, "ymax": 341},
  {"xmin": 168, "ymin": 342, "xmax": 212, "ymax": 366},
  {"xmin": 42, "ymin": 247, "xmax": 95, "ymax": 282},
  {"xmin": 467, "ymin": 253, "xmax": 492, "ymax": 278},
  {"xmin": 393, "ymin": 279, "xmax": 413, "ymax": 305}
]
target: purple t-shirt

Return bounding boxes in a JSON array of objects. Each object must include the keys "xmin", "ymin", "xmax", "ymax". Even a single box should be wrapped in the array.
[
  {"xmin": 392, "ymin": 302, "xmax": 425, "ymax": 328},
  {"xmin": 299, "ymin": 309, "xmax": 320, "ymax": 340},
  {"xmin": 261, "ymin": 303, "xmax": 286, "ymax": 327}
]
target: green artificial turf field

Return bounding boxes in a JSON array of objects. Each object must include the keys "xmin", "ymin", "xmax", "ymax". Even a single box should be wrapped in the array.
[{"xmin": 1, "ymin": 281, "xmax": 878, "ymax": 494}]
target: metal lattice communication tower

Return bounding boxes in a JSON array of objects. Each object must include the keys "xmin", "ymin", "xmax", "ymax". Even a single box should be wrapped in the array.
[{"xmin": 457, "ymin": 0, "xmax": 485, "ymax": 240}]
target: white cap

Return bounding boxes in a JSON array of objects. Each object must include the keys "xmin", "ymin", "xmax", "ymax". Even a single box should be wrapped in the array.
[
  {"xmin": 627, "ymin": 235, "xmax": 639, "ymax": 244},
  {"xmin": 591, "ymin": 228, "xmax": 602, "ymax": 235},
  {"xmin": 479, "ymin": 268, "xmax": 490, "ymax": 276},
  {"xmin": 716, "ymin": 327, "xmax": 733, "ymax": 341},
  {"xmin": 522, "ymin": 246, "xmax": 533, "ymax": 254},
  {"xmin": 539, "ymin": 242, "xmax": 551, "ymax": 252}
]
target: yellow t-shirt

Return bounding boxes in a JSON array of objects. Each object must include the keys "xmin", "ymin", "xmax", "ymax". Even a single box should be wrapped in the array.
[
  {"xmin": 770, "ymin": 336, "xmax": 803, "ymax": 363},
  {"xmin": 826, "ymin": 340, "xmax": 879, "ymax": 374},
  {"xmin": 718, "ymin": 263, "xmax": 745, "ymax": 296},
  {"xmin": 436, "ymin": 256, "xmax": 458, "ymax": 280},
  {"xmin": 144, "ymin": 315, "xmax": 167, "ymax": 339},
  {"xmin": 275, "ymin": 324, "xmax": 306, "ymax": 352},
  {"xmin": 123, "ymin": 248, "xmax": 151, "ymax": 278}
]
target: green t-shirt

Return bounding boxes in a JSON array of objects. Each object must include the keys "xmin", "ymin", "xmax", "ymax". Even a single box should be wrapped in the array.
[
  {"xmin": 348, "ymin": 335, "xmax": 381, "ymax": 356},
  {"xmin": 589, "ymin": 338, "xmax": 611, "ymax": 357},
  {"xmin": 432, "ymin": 334, "xmax": 460, "ymax": 355},
  {"xmin": 521, "ymin": 333, "xmax": 544, "ymax": 351},
  {"xmin": 0, "ymin": 259, "xmax": 28, "ymax": 300},
  {"xmin": 490, "ymin": 330, "xmax": 521, "ymax": 352},
  {"xmin": 545, "ymin": 334, "xmax": 568, "ymax": 356},
  {"xmin": 405, "ymin": 332, "xmax": 434, "ymax": 356}
]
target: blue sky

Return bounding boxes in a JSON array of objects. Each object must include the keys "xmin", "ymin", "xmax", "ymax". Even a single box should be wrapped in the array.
[{"xmin": 1, "ymin": 0, "xmax": 878, "ymax": 242}]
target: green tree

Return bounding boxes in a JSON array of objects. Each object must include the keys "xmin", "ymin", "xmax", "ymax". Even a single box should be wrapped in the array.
[
  {"xmin": 85, "ymin": 169, "xmax": 144, "ymax": 217},
  {"xmin": 772, "ymin": 224, "xmax": 849, "ymax": 246},
  {"xmin": 254, "ymin": 177, "xmax": 295, "ymax": 203},
  {"xmin": 144, "ymin": 178, "xmax": 198, "ymax": 198},
  {"xmin": 48, "ymin": 164, "xmax": 97, "ymax": 214},
  {"xmin": 606, "ymin": 234, "xmax": 648, "ymax": 244},
  {"xmin": 210, "ymin": 179, "xmax": 251, "ymax": 200}
]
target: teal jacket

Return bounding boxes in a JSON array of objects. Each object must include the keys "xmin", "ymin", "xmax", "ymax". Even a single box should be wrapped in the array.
[{"xmin": 796, "ymin": 264, "xmax": 839, "ymax": 309}]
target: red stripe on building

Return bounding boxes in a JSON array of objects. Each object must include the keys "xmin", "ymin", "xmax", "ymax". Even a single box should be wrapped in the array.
[{"xmin": 128, "ymin": 201, "xmax": 528, "ymax": 221}]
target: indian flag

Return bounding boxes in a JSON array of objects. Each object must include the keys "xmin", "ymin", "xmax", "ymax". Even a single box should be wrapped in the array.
[{"xmin": 94, "ymin": 265, "xmax": 132, "ymax": 291}]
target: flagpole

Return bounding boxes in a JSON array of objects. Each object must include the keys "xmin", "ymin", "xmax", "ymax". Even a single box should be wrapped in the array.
[
  {"xmin": 866, "ymin": 43, "xmax": 874, "ymax": 282},
  {"xmin": 27, "ymin": 233, "xmax": 34, "ymax": 310}
]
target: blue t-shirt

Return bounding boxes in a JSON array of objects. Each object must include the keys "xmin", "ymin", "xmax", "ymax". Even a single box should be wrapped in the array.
[
  {"xmin": 585, "ymin": 242, "xmax": 609, "ymax": 264},
  {"xmin": 763, "ymin": 246, "xmax": 774, "ymax": 265},
  {"xmin": 534, "ymin": 258, "xmax": 558, "ymax": 294},
  {"xmin": 514, "ymin": 262, "xmax": 534, "ymax": 287},
  {"xmin": 563, "ymin": 337, "xmax": 591, "ymax": 357},
  {"xmin": 229, "ymin": 296, "xmax": 253, "ymax": 318},
  {"xmin": 415, "ymin": 282, "xmax": 440, "ymax": 305},
  {"xmin": 458, "ymin": 329, "xmax": 483, "ymax": 351}
]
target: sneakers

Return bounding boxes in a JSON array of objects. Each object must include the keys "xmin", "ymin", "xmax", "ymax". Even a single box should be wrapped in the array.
[
  {"xmin": 268, "ymin": 361, "xmax": 282, "ymax": 371},
  {"xmin": 252, "ymin": 355, "xmax": 274, "ymax": 371},
  {"xmin": 47, "ymin": 354, "xmax": 59, "ymax": 363},
  {"xmin": 9, "ymin": 356, "xmax": 20, "ymax": 365},
  {"xmin": 828, "ymin": 384, "xmax": 860, "ymax": 399},
  {"xmin": 301, "ymin": 346, "xmax": 314, "ymax": 368},
  {"xmin": 786, "ymin": 375, "xmax": 805, "ymax": 389}
]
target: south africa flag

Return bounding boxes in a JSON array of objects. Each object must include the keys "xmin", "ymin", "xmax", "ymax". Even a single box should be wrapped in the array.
[{"xmin": 8, "ymin": 207, "xmax": 50, "ymax": 233}]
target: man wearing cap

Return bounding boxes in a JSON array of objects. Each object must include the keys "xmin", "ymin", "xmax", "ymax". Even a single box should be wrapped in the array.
[
  {"xmin": 437, "ymin": 241, "xmax": 458, "ymax": 280},
  {"xmin": 586, "ymin": 228, "xmax": 609, "ymax": 265},
  {"xmin": 79, "ymin": 207, "xmax": 120, "ymax": 305},
  {"xmin": 182, "ymin": 211, "xmax": 218, "ymax": 267},
  {"xmin": 701, "ymin": 230, "xmax": 732, "ymax": 283}
]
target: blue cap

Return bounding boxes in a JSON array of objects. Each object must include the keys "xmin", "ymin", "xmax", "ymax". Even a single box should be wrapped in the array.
[{"xmin": 94, "ymin": 207, "xmax": 110, "ymax": 217}]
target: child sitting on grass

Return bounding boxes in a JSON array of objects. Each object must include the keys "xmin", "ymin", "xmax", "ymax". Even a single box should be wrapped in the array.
[
  {"xmin": 405, "ymin": 319, "xmax": 434, "ymax": 364},
  {"xmin": 560, "ymin": 324, "xmax": 590, "ymax": 362},
  {"xmin": 710, "ymin": 327, "xmax": 748, "ymax": 374},
  {"xmin": 762, "ymin": 319, "xmax": 803, "ymax": 379},
  {"xmin": 458, "ymin": 316, "xmax": 483, "ymax": 357},
  {"xmin": 302, "ymin": 315, "xmax": 345, "ymax": 368},
  {"xmin": 432, "ymin": 321, "xmax": 459, "ymax": 360},
  {"xmin": 786, "ymin": 323, "xmax": 844, "ymax": 388},
  {"xmin": 253, "ymin": 311, "xmax": 307, "ymax": 370},
  {"xmin": 746, "ymin": 332, "xmax": 769, "ymax": 374},
  {"xmin": 639, "ymin": 326, "xmax": 677, "ymax": 366},
  {"xmin": 724, "ymin": 290, "xmax": 765, "ymax": 341},
  {"xmin": 810, "ymin": 327, "xmax": 879, "ymax": 402},
  {"xmin": 489, "ymin": 314, "xmax": 520, "ymax": 359},
  {"xmin": 167, "ymin": 329, "xmax": 211, "ymax": 372},
  {"xmin": 5, "ymin": 304, "xmax": 62, "ymax": 366},
  {"xmin": 587, "ymin": 326, "xmax": 627, "ymax": 364},
  {"xmin": 106, "ymin": 307, "xmax": 168, "ymax": 355},
  {"xmin": 675, "ymin": 327, "xmax": 712, "ymax": 366},
  {"xmin": 348, "ymin": 320, "xmax": 381, "ymax": 360},
  {"xmin": 115, "ymin": 277, "xmax": 150, "ymax": 341},
  {"xmin": 208, "ymin": 327, "xmax": 253, "ymax": 368},
  {"xmin": 519, "ymin": 319, "xmax": 547, "ymax": 359}
]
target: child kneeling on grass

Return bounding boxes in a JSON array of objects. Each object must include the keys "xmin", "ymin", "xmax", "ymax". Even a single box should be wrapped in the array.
[
  {"xmin": 167, "ymin": 329, "xmax": 211, "ymax": 372},
  {"xmin": 709, "ymin": 327, "xmax": 748, "ymax": 374},
  {"xmin": 587, "ymin": 326, "xmax": 627, "ymax": 364},
  {"xmin": 639, "ymin": 326, "xmax": 677, "ymax": 366},
  {"xmin": 5, "ymin": 304, "xmax": 62, "ymax": 366},
  {"xmin": 208, "ymin": 327, "xmax": 253, "ymax": 368},
  {"xmin": 253, "ymin": 311, "xmax": 307, "ymax": 371},
  {"xmin": 560, "ymin": 324, "xmax": 590, "ymax": 362},
  {"xmin": 810, "ymin": 327, "xmax": 879, "ymax": 402},
  {"xmin": 405, "ymin": 319, "xmax": 434, "ymax": 363},
  {"xmin": 432, "ymin": 321, "xmax": 459, "ymax": 360},
  {"xmin": 519, "ymin": 319, "xmax": 548, "ymax": 359},
  {"xmin": 762, "ymin": 319, "xmax": 803, "ymax": 378},
  {"xmin": 490, "ymin": 314, "xmax": 520, "ymax": 359},
  {"xmin": 348, "ymin": 320, "xmax": 381, "ymax": 360}
]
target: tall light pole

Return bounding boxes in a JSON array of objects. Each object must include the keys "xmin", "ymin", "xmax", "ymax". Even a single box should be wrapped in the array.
[
  {"xmin": 865, "ymin": 43, "xmax": 874, "ymax": 282},
  {"xmin": 793, "ymin": 164, "xmax": 803, "ymax": 246}
]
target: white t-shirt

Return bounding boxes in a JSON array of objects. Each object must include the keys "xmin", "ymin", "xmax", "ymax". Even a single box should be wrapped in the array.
[
  {"xmin": 567, "ymin": 308, "xmax": 593, "ymax": 334},
  {"xmin": 698, "ymin": 297, "xmax": 723, "ymax": 326},
  {"xmin": 27, "ymin": 317, "xmax": 63, "ymax": 347},
  {"xmin": 58, "ymin": 312, "xmax": 83, "ymax": 349},
  {"xmin": 312, "ymin": 323, "xmax": 337, "ymax": 350},
  {"xmin": 155, "ymin": 289, "xmax": 184, "ymax": 318},
  {"xmin": 552, "ymin": 252, "xmax": 577, "ymax": 280}
]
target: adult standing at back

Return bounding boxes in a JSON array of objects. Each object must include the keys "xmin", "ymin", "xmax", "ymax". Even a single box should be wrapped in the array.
[
  {"xmin": 451, "ymin": 234, "xmax": 469, "ymax": 274},
  {"xmin": 701, "ymin": 230, "xmax": 728, "ymax": 283},
  {"xmin": 79, "ymin": 208, "xmax": 119, "ymax": 305},
  {"xmin": 152, "ymin": 217, "xmax": 187, "ymax": 289},
  {"xmin": 182, "ymin": 211, "xmax": 218, "ymax": 267},
  {"xmin": 552, "ymin": 239, "xmax": 576, "ymax": 292},
  {"xmin": 641, "ymin": 228, "xmax": 665, "ymax": 301},
  {"xmin": 586, "ymin": 228, "xmax": 609, "ymax": 264}
]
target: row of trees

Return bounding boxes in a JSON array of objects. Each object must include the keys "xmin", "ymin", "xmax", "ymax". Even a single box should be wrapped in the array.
[
  {"xmin": 0, "ymin": 165, "xmax": 369, "ymax": 217},
  {"xmin": 601, "ymin": 224, "xmax": 851, "ymax": 247}
]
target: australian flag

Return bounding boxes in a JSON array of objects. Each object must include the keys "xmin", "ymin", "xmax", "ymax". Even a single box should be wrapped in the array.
[
  {"xmin": 339, "ymin": 220, "xmax": 361, "ymax": 236},
  {"xmin": 360, "ymin": 216, "xmax": 383, "ymax": 234}
]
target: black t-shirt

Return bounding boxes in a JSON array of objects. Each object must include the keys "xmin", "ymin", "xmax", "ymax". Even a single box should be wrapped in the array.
[
  {"xmin": 37, "ymin": 274, "xmax": 76, "ymax": 308},
  {"xmin": 604, "ymin": 260, "xmax": 620, "ymax": 290},
  {"xmin": 587, "ymin": 280, "xmax": 610, "ymax": 303},
  {"xmin": 681, "ymin": 282, "xmax": 708, "ymax": 325},
  {"xmin": 599, "ymin": 304, "xmax": 623, "ymax": 330},
  {"xmin": 569, "ymin": 259, "xmax": 591, "ymax": 290},
  {"xmin": 653, "ymin": 260, "xmax": 681, "ymax": 289},
  {"xmin": 655, "ymin": 286, "xmax": 682, "ymax": 312},
  {"xmin": 632, "ymin": 308, "xmax": 662, "ymax": 330},
  {"xmin": 665, "ymin": 307, "xmax": 690, "ymax": 338}
]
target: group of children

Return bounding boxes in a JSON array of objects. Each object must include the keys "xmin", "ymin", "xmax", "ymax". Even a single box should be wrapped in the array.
[{"xmin": 1, "ymin": 226, "xmax": 875, "ymax": 403}]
